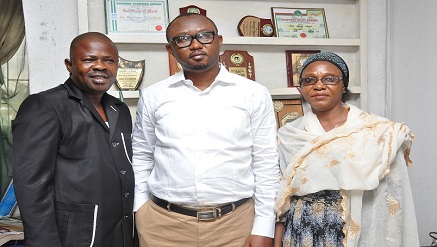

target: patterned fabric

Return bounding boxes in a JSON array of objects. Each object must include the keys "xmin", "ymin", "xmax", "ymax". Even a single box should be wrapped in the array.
[
  {"xmin": 299, "ymin": 52, "xmax": 349, "ymax": 87},
  {"xmin": 275, "ymin": 104, "xmax": 420, "ymax": 246},
  {"xmin": 283, "ymin": 190, "xmax": 344, "ymax": 247}
]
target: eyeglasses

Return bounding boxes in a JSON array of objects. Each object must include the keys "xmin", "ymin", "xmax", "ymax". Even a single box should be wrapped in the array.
[
  {"xmin": 299, "ymin": 76, "xmax": 343, "ymax": 86},
  {"xmin": 168, "ymin": 31, "xmax": 218, "ymax": 48}
]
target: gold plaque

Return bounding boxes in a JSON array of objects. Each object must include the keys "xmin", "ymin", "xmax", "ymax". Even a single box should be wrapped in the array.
[
  {"xmin": 219, "ymin": 50, "xmax": 255, "ymax": 80},
  {"xmin": 273, "ymin": 101, "xmax": 284, "ymax": 112},
  {"xmin": 273, "ymin": 99, "xmax": 304, "ymax": 129},
  {"xmin": 238, "ymin": 15, "xmax": 275, "ymax": 37},
  {"xmin": 115, "ymin": 56, "xmax": 145, "ymax": 91}
]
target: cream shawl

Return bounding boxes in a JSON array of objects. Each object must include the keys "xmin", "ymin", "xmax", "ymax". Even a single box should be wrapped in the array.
[{"xmin": 275, "ymin": 104, "xmax": 419, "ymax": 246}]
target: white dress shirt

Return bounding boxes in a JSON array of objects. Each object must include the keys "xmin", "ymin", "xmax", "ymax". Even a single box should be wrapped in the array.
[{"xmin": 132, "ymin": 66, "xmax": 280, "ymax": 238}]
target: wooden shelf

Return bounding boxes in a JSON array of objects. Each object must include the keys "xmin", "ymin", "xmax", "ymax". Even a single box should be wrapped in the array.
[
  {"xmin": 106, "ymin": 86, "xmax": 362, "ymax": 100},
  {"xmin": 107, "ymin": 33, "xmax": 361, "ymax": 47}
]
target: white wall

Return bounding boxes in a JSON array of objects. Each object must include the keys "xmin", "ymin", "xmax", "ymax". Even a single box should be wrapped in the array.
[
  {"xmin": 22, "ymin": 0, "xmax": 78, "ymax": 93},
  {"xmin": 21, "ymin": 0, "xmax": 436, "ymax": 244},
  {"xmin": 388, "ymin": 0, "xmax": 437, "ymax": 244}
]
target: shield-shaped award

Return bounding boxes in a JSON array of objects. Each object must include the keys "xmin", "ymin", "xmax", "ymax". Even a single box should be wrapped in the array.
[{"xmin": 115, "ymin": 56, "xmax": 145, "ymax": 91}]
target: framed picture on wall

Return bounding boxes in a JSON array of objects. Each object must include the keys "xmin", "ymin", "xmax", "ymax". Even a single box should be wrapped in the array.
[
  {"xmin": 271, "ymin": 7, "xmax": 329, "ymax": 38},
  {"xmin": 105, "ymin": 0, "xmax": 169, "ymax": 34},
  {"xmin": 285, "ymin": 50, "xmax": 320, "ymax": 87}
]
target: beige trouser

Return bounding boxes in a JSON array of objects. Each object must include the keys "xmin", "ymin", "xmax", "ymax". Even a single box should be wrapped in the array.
[{"xmin": 135, "ymin": 198, "xmax": 255, "ymax": 247}]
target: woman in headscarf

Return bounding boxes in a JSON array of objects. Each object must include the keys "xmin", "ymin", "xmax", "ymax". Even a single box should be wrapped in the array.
[{"xmin": 274, "ymin": 52, "xmax": 419, "ymax": 247}]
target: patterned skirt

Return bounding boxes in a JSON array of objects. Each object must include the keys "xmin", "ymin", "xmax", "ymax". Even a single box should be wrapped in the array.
[{"xmin": 282, "ymin": 190, "xmax": 344, "ymax": 247}]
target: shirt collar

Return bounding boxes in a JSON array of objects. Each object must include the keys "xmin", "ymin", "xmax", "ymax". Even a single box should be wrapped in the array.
[{"xmin": 168, "ymin": 64, "xmax": 237, "ymax": 87}]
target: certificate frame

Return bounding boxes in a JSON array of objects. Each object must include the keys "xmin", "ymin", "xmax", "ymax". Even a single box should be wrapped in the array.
[
  {"xmin": 286, "ymin": 50, "xmax": 320, "ymax": 87},
  {"xmin": 271, "ymin": 7, "xmax": 329, "ymax": 38},
  {"xmin": 105, "ymin": 0, "xmax": 169, "ymax": 34}
]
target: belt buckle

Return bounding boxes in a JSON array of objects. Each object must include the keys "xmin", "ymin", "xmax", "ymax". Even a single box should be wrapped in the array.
[{"xmin": 196, "ymin": 208, "xmax": 221, "ymax": 221}]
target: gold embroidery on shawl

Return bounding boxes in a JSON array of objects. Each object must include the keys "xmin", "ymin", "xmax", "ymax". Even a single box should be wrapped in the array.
[
  {"xmin": 383, "ymin": 123, "xmax": 396, "ymax": 177},
  {"xmin": 277, "ymin": 155, "xmax": 306, "ymax": 216},
  {"xmin": 387, "ymin": 193, "xmax": 400, "ymax": 217},
  {"xmin": 301, "ymin": 176, "xmax": 308, "ymax": 184},
  {"xmin": 340, "ymin": 135, "xmax": 355, "ymax": 145},
  {"xmin": 275, "ymin": 116, "xmax": 400, "ymax": 217},
  {"xmin": 404, "ymin": 148, "xmax": 413, "ymax": 167},
  {"xmin": 290, "ymin": 169, "xmax": 296, "ymax": 178},
  {"xmin": 349, "ymin": 218, "xmax": 361, "ymax": 239},
  {"xmin": 367, "ymin": 125, "xmax": 380, "ymax": 137},
  {"xmin": 340, "ymin": 190, "xmax": 348, "ymax": 247},
  {"xmin": 315, "ymin": 145, "xmax": 328, "ymax": 158},
  {"xmin": 326, "ymin": 159, "xmax": 340, "ymax": 168},
  {"xmin": 287, "ymin": 186, "xmax": 300, "ymax": 195},
  {"xmin": 377, "ymin": 136, "xmax": 385, "ymax": 145},
  {"xmin": 359, "ymin": 112, "xmax": 372, "ymax": 121},
  {"xmin": 345, "ymin": 151, "xmax": 355, "ymax": 159},
  {"xmin": 400, "ymin": 124, "xmax": 406, "ymax": 132}
]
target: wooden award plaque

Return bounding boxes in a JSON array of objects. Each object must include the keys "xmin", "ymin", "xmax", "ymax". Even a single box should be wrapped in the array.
[
  {"xmin": 219, "ymin": 50, "xmax": 255, "ymax": 80},
  {"xmin": 179, "ymin": 5, "xmax": 207, "ymax": 16},
  {"xmin": 273, "ymin": 99, "xmax": 304, "ymax": 128},
  {"xmin": 238, "ymin": 15, "xmax": 274, "ymax": 37}
]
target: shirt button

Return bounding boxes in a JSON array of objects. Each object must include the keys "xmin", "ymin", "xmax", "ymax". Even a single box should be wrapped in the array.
[
  {"xmin": 123, "ymin": 215, "xmax": 129, "ymax": 220},
  {"xmin": 120, "ymin": 170, "xmax": 126, "ymax": 175},
  {"xmin": 124, "ymin": 192, "xmax": 130, "ymax": 198},
  {"xmin": 112, "ymin": 142, "xmax": 119, "ymax": 147}
]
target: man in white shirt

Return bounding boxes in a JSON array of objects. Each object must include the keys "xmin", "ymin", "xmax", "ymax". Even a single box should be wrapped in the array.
[{"xmin": 132, "ymin": 13, "xmax": 280, "ymax": 247}]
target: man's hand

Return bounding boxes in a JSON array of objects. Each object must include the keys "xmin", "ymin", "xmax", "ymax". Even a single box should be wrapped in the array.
[{"xmin": 244, "ymin": 235, "xmax": 273, "ymax": 247}]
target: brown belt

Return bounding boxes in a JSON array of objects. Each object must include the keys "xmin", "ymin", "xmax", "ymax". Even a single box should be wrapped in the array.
[{"xmin": 150, "ymin": 194, "xmax": 250, "ymax": 221}]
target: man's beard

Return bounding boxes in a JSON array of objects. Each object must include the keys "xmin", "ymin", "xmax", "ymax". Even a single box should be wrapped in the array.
[{"xmin": 190, "ymin": 62, "xmax": 208, "ymax": 70}]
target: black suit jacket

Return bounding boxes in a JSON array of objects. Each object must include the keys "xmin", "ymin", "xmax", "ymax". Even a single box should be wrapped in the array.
[{"xmin": 12, "ymin": 79, "xmax": 135, "ymax": 247}]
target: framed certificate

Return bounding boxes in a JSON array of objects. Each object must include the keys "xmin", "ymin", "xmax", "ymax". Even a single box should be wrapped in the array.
[
  {"xmin": 286, "ymin": 50, "xmax": 320, "ymax": 87},
  {"xmin": 271, "ymin": 7, "xmax": 328, "ymax": 38},
  {"xmin": 105, "ymin": 0, "xmax": 169, "ymax": 34}
]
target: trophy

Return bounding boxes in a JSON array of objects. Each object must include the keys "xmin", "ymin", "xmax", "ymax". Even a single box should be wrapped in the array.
[
  {"xmin": 219, "ymin": 50, "xmax": 255, "ymax": 80},
  {"xmin": 115, "ymin": 56, "xmax": 145, "ymax": 91},
  {"xmin": 179, "ymin": 5, "xmax": 207, "ymax": 16},
  {"xmin": 238, "ymin": 15, "xmax": 275, "ymax": 37}
]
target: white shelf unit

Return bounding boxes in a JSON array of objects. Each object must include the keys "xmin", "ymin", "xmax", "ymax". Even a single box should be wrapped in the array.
[{"xmin": 78, "ymin": 0, "xmax": 367, "ymax": 109}]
